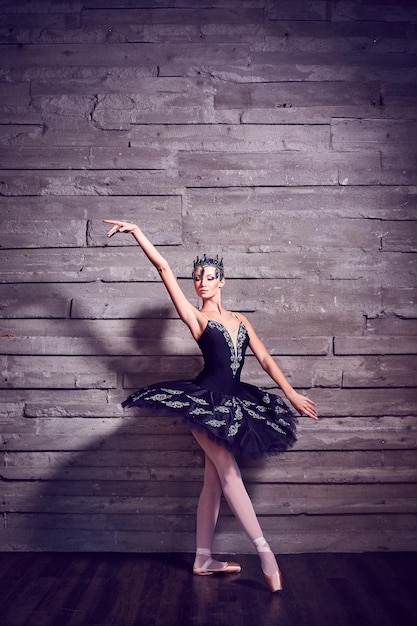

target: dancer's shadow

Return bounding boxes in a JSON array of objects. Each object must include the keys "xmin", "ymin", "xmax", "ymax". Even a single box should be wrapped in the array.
[{"xmin": 21, "ymin": 290, "xmax": 206, "ymax": 553}]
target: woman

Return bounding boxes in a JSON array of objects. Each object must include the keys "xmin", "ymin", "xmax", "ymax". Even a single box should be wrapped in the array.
[{"xmin": 104, "ymin": 219, "xmax": 318, "ymax": 592}]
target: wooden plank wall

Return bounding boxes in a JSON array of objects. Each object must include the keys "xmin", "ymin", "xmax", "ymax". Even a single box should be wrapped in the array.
[{"xmin": 0, "ymin": 0, "xmax": 416, "ymax": 554}]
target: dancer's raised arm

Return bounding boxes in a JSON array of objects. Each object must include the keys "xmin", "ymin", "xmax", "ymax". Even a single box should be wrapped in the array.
[{"xmin": 104, "ymin": 220, "xmax": 202, "ymax": 338}]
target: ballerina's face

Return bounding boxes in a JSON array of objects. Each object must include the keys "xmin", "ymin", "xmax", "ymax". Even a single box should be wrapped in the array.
[{"xmin": 193, "ymin": 265, "xmax": 224, "ymax": 299}]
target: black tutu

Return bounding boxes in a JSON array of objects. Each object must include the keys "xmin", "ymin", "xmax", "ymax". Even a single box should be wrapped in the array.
[{"xmin": 122, "ymin": 319, "xmax": 297, "ymax": 458}]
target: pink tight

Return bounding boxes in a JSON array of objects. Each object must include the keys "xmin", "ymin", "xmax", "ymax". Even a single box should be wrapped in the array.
[{"xmin": 192, "ymin": 429, "xmax": 278, "ymax": 576}]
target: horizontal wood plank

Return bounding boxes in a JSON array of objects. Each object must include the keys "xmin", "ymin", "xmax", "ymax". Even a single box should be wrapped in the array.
[
  {"xmin": 2, "ymin": 449, "xmax": 416, "ymax": 484},
  {"xmin": 3, "ymin": 482, "xmax": 416, "ymax": 516}
]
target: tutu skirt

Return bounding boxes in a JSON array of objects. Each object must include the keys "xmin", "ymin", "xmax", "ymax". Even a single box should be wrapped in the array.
[{"xmin": 122, "ymin": 378, "xmax": 297, "ymax": 459}]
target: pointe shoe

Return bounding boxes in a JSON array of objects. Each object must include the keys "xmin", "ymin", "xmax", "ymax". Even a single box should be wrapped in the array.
[
  {"xmin": 253, "ymin": 537, "xmax": 283, "ymax": 592},
  {"xmin": 193, "ymin": 548, "xmax": 241, "ymax": 576},
  {"xmin": 193, "ymin": 560, "xmax": 242, "ymax": 576},
  {"xmin": 263, "ymin": 569, "xmax": 283, "ymax": 593}
]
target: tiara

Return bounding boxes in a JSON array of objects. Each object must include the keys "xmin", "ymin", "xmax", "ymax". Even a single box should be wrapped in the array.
[{"xmin": 193, "ymin": 253, "xmax": 224, "ymax": 278}]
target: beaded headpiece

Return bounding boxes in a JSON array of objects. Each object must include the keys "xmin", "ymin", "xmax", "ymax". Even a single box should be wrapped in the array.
[{"xmin": 192, "ymin": 253, "xmax": 224, "ymax": 280}]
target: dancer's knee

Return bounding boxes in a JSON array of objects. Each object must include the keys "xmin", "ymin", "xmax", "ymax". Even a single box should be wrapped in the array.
[
  {"xmin": 211, "ymin": 447, "xmax": 242, "ymax": 484},
  {"xmin": 193, "ymin": 430, "xmax": 241, "ymax": 482}
]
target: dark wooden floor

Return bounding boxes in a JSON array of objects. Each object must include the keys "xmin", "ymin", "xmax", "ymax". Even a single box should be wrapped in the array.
[{"xmin": 0, "ymin": 551, "xmax": 416, "ymax": 626}]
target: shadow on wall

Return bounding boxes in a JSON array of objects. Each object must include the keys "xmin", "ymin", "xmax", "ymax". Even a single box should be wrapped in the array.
[{"xmin": 13, "ymin": 296, "xmax": 213, "ymax": 553}]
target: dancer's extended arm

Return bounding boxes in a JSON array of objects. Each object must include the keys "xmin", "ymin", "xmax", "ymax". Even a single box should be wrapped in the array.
[
  {"xmin": 237, "ymin": 313, "xmax": 318, "ymax": 420},
  {"xmin": 103, "ymin": 220, "xmax": 202, "ymax": 338}
]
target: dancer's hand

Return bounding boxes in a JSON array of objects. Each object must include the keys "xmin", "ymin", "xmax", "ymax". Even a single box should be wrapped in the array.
[
  {"xmin": 104, "ymin": 219, "xmax": 139, "ymax": 237},
  {"xmin": 287, "ymin": 391, "xmax": 318, "ymax": 420}
]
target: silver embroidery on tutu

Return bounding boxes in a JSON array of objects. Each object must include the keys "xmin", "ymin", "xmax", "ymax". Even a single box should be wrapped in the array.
[{"xmin": 122, "ymin": 319, "xmax": 297, "ymax": 458}]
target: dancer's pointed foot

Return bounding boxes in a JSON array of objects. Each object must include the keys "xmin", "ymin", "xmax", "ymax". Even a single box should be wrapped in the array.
[
  {"xmin": 253, "ymin": 537, "xmax": 283, "ymax": 592},
  {"xmin": 263, "ymin": 568, "xmax": 283, "ymax": 593}
]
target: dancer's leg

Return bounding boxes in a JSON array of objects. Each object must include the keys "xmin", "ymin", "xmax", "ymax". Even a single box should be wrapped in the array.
[
  {"xmin": 193, "ymin": 454, "xmax": 225, "ymax": 571},
  {"xmin": 192, "ymin": 430, "xmax": 279, "ymax": 578}
]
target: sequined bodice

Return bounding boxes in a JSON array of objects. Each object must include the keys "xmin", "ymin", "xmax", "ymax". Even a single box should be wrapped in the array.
[{"xmin": 195, "ymin": 320, "xmax": 250, "ymax": 394}]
